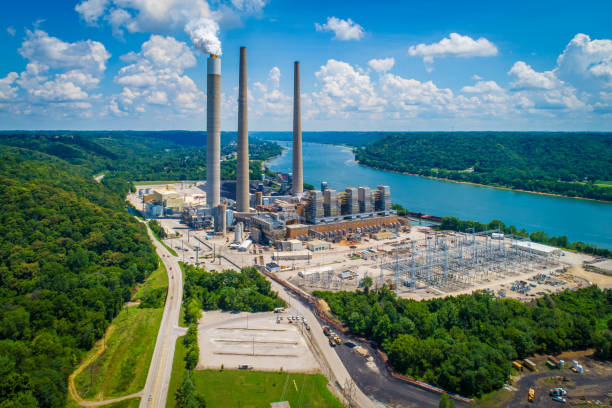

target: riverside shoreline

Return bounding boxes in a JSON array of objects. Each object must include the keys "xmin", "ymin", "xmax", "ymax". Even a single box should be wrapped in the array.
[{"xmin": 355, "ymin": 159, "xmax": 611, "ymax": 204}]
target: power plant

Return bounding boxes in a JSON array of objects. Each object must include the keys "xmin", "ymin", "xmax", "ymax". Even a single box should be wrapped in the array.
[
  {"xmin": 236, "ymin": 47, "xmax": 250, "ymax": 213},
  {"xmin": 196, "ymin": 49, "xmax": 398, "ymax": 240},
  {"xmin": 292, "ymin": 61, "xmax": 303, "ymax": 195},
  {"xmin": 131, "ymin": 45, "xmax": 569, "ymax": 318},
  {"xmin": 206, "ymin": 54, "xmax": 221, "ymax": 209}
]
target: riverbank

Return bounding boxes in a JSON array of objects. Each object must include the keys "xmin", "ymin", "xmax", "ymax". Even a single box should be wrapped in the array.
[
  {"xmin": 355, "ymin": 160, "xmax": 612, "ymax": 203},
  {"xmin": 265, "ymin": 141, "xmax": 612, "ymax": 248}
]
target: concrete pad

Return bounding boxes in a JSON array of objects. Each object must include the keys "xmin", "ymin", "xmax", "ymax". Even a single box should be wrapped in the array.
[{"xmin": 197, "ymin": 311, "xmax": 320, "ymax": 373}]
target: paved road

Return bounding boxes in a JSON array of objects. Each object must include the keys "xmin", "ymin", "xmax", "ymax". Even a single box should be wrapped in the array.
[
  {"xmin": 334, "ymin": 334, "xmax": 471, "ymax": 408},
  {"xmin": 268, "ymin": 280, "xmax": 381, "ymax": 408},
  {"xmin": 139, "ymin": 224, "xmax": 186, "ymax": 408}
]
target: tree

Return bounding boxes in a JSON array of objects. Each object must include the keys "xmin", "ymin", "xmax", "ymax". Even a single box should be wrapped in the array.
[
  {"xmin": 439, "ymin": 394, "xmax": 456, "ymax": 408},
  {"xmin": 361, "ymin": 276, "xmax": 373, "ymax": 294},
  {"xmin": 175, "ymin": 374, "xmax": 206, "ymax": 408}
]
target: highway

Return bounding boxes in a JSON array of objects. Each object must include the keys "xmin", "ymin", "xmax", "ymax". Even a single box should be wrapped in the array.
[{"xmin": 139, "ymin": 224, "xmax": 186, "ymax": 408}]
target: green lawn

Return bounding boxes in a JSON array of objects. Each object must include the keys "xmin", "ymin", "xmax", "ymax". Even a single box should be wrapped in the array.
[
  {"xmin": 74, "ymin": 305, "xmax": 163, "ymax": 400},
  {"xmin": 68, "ymin": 222, "xmax": 169, "ymax": 403},
  {"xmin": 595, "ymin": 180, "xmax": 612, "ymax": 188},
  {"xmin": 134, "ymin": 255, "xmax": 168, "ymax": 300},
  {"xmin": 167, "ymin": 337, "xmax": 343, "ymax": 408},
  {"xmin": 474, "ymin": 388, "xmax": 513, "ymax": 408}
]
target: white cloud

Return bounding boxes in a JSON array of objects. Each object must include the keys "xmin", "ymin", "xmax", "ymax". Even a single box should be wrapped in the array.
[
  {"xmin": 313, "ymin": 59, "xmax": 384, "ymax": 116},
  {"xmin": 507, "ymin": 61, "xmax": 586, "ymax": 111},
  {"xmin": 556, "ymin": 33, "xmax": 612, "ymax": 92},
  {"xmin": 508, "ymin": 61, "xmax": 557, "ymax": 90},
  {"xmin": 268, "ymin": 66, "xmax": 280, "ymax": 88},
  {"xmin": 315, "ymin": 17, "xmax": 365, "ymax": 41},
  {"xmin": 368, "ymin": 57, "xmax": 395, "ymax": 73},
  {"xmin": 0, "ymin": 72, "xmax": 19, "ymax": 100},
  {"xmin": 75, "ymin": 0, "xmax": 110, "ymax": 25},
  {"xmin": 461, "ymin": 80, "xmax": 504, "ymax": 93},
  {"xmin": 19, "ymin": 29, "xmax": 110, "ymax": 75},
  {"xmin": 110, "ymin": 35, "xmax": 204, "ymax": 115},
  {"xmin": 380, "ymin": 73, "xmax": 453, "ymax": 114},
  {"xmin": 408, "ymin": 33, "xmax": 498, "ymax": 70},
  {"xmin": 230, "ymin": 0, "xmax": 267, "ymax": 13},
  {"xmin": 0, "ymin": 29, "xmax": 110, "ymax": 117},
  {"xmin": 75, "ymin": 0, "xmax": 269, "ymax": 36},
  {"xmin": 7, "ymin": 27, "xmax": 16, "ymax": 36},
  {"xmin": 251, "ymin": 66, "xmax": 292, "ymax": 117}
]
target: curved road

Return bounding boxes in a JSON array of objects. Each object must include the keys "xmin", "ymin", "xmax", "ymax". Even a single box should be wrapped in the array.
[{"xmin": 139, "ymin": 224, "xmax": 186, "ymax": 408}]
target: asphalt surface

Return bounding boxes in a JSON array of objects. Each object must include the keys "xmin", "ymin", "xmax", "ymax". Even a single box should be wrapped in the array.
[
  {"xmin": 502, "ymin": 369, "xmax": 612, "ymax": 408},
  {"xmin": 333, "ymin": 333, "xmax": 471, "ymax": 408},
  {"xmin": 139, "ymin": 223, "xmax": 187, "ymax": 408}
]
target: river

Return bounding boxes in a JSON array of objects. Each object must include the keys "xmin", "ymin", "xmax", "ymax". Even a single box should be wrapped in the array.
[{"xmin": 266, "ymin": 141, "xmax": 612, "ymax": 249}]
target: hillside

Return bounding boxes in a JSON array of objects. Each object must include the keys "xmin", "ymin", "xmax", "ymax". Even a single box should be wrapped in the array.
[
  {"xmin": 356, "ymin": 132, "xmax": 612, "ymax": 201},
  {"xmin": 0, "ymin": 150, "xmax": 158, "ymax": 408},
  {"xmin": 0, "ymin": 132, "xmax": 282, "ymax": 407}
]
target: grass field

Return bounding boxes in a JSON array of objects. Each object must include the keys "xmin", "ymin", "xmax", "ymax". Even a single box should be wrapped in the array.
[
  {"xmin": 595, "ymin": 180, "xmax": 612, "ymax": 188},
  {"xmin": 73, "ymin": 258, "xmax": 167, "ymax": 401},
  {"xmin": 134, "ymin": 255, "xmax": 168, "ymax": 300},
  {"xmin": 474, "ymin": 388, "xmax": 513, "ymax": 408},
  {"xmin": 167, "ymin": 337, "xmax": 343, "ymax": 408},
  {"xmin": 66, "ymin": 397, "xmax": 140, "ymax": 408},
  {"xmin": 74, "ymin": 306, "xmax": 163, "ymax": 400}
]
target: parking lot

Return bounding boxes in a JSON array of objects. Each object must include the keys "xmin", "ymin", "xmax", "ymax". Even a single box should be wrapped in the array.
[{"xmin": 197, "ymin": 310, "xmax": 320, "ymax": 373}]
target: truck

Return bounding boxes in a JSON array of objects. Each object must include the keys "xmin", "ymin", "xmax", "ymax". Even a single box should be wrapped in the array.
[{"xmin": 528, "ymin": 388, "xmax": 535, "ymax": 402}]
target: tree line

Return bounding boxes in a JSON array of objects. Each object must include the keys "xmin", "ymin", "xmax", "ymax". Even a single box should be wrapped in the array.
[
  {"xmin": 182, "ymin": 263, "xmax": 286, "ymax": 323},
  {"xmin": 314, "ymin": 286, "xmax": 612, "ymax": 398},
  {"xmin": 356, "ymin": 132, "xmax": 612, "ymax": 201}
]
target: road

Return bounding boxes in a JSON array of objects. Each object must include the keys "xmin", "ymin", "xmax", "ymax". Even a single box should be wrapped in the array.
[
  {"xmin": 268, "ymin": 279, "xmax": 381, "ymax": 408},
  {"xmin": 139, "ymin": 223, "xmax": 186, "ymax": 408}
]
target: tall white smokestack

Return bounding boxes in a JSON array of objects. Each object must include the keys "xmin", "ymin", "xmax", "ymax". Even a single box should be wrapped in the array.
[
  {"xmin": 236, "ymin": 46, "xmax": 249, "ymax": 212},
  {"xmin": 206, "ymin": 55, "xmax": 221, "ymax": 208},
  {"xmin": 292, "ymin": 61, "xmax": 303, "ymax": 195}
]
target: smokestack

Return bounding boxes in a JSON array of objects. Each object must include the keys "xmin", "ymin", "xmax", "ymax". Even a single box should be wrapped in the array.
[
  {"xmin": 236, "ymin": 47, "xmax": 250, "ymax": 212},
  {"xmin": 292, "ymin": 61, "xmax": 303, "ymax": 195},
  {"xmin": 206, "ymin": 55, "xmax": 221, "ymax": 208}
]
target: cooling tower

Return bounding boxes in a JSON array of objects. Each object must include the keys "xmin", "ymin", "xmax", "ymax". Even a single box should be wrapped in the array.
[
  {"xmin": 206, "ymin": 55, "xmax": 221, "ymax": 208},
  {"xmin": 292, "ymin": 61, "xmax": 303, "ymax": 195},
  {"xmin": 236, "ymin": 47, "xmax": 250, "ymax": 212}
]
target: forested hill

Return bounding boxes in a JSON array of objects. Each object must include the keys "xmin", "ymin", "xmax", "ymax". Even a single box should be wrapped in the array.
[
  {"xmin": 0, "ymin": 147, "xmax": 158, "ymax": 407},
  {"xmin": 0, "ymin": 132, "xmax": 283, "ymax": 407},
  {"xmin": 0, "ymin": 131, "xmax": 282, "ymax": 183},
  {"xmin": 355, "ymin": 132, "xmax": 612, "ymax": 201}
]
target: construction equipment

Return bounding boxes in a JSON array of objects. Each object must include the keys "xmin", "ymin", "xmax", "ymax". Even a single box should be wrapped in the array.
[{"xmin": 528, "ymin": 388, "xmax": 535, "ymax": 402}]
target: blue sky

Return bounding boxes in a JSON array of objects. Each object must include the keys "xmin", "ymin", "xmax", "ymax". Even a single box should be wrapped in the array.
[{"xmin": 1, "ymin": 0, "xmax": 611, "ymax": 131}]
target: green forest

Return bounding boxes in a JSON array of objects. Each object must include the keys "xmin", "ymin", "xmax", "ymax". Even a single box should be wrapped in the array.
[
  {"xmin": 0, "ymin": 132, "xmax": 281, "ymax": 407},
  {"xmin": 356, "ymin": 132, "xmax": 612, "ymax": 200},
  {"xmin": 0, "ymin": 150, "xmax": 158, "ymax": 407},
  {"xmin": 314, "ymin": 286, "xmax": 612, "ymax": 398},
  {"xmin": 0, "ymin": 131, "xmax": 282, "ymax": 183},
  {"xmin": 181, "ymin": 263, "xmax": 286, "ymax": 324}
]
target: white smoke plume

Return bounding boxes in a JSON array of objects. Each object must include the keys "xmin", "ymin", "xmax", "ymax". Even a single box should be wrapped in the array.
[{"xmin": 185, "ymin": 18, "xmax": 222, "ymax": 56}]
